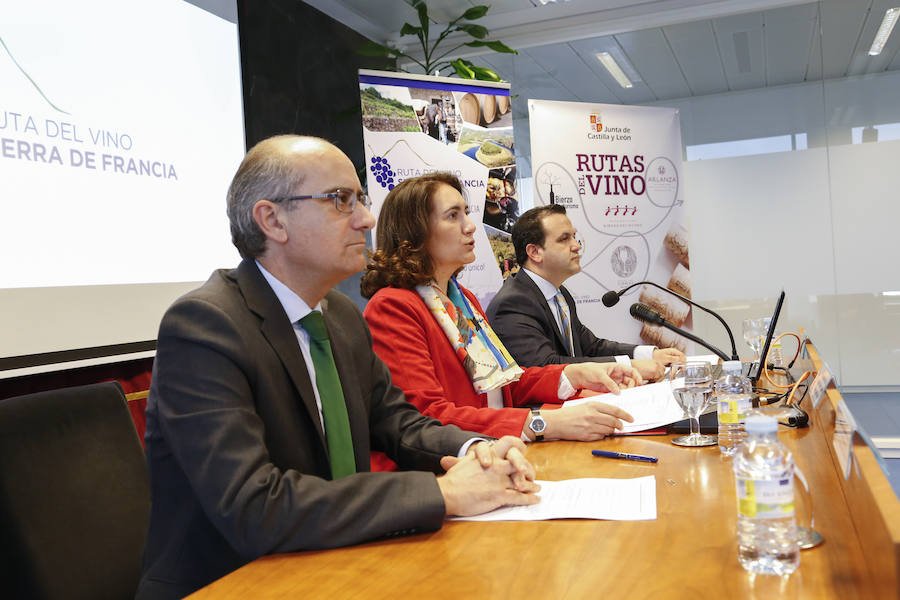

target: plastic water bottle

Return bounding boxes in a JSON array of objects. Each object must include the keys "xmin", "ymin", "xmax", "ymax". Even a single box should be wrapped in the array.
[
  {"xmin": 734, "ymin": 416, "xmax": 800, "ymax": 575},
  {"xmin": 769, "ymin": 338, "xmax": 784, "ymax": 369},
  {"xmin": 716, "ymin": 360, "xmax": 753, "ymax": 456}
]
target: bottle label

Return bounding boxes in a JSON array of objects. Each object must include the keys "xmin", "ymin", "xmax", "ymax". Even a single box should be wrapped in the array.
[
  {"xmin": 771, "ymin": 340, "xmax": 784, "ymax": 367},
  {"xmin": 736, "ymin": 477, "xmax": 794, "ymax": 518},
  {"xmin": 718, "ymin": 397, "xmax": 752, "ymax": 424}
]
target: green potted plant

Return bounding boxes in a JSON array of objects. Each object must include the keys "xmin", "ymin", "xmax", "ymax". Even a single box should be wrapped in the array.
[{"xmin": 358, "ymin": 0, "xmax": 517, "ymax": 81}]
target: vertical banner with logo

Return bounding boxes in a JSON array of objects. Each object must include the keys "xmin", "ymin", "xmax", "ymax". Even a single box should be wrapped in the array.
[
  {"xmin": 359, "ymin": 69, "xmax": 518, "ymax": 306},
  {"xmin": 528, "ymin": 99, "xmax": 691, "ymax": 351}
]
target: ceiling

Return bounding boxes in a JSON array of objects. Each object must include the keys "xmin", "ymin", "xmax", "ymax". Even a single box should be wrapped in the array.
[
  {"xmin": 306, "ymin": 0, "xmax": 900, "ymax": 172},
  {"xmin": 306, "ymin": 0, "xmax": 900, "ymax": 105}
]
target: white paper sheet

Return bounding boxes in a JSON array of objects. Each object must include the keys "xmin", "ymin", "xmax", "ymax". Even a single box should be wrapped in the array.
[
  {"xmin": 564, "ymin": 381, "xmax": 686, "ymax": 432},
  {"xmin": 687, "ymin": 354, "xmax": 721, "ymax": 365},
  {"xmin": 452, "ymin": 476, "xmax": 657, "ymax": 521}
]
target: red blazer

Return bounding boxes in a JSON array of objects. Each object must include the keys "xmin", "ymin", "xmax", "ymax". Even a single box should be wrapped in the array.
[{"xmin": 364, "ymin": 285, "xmax": 566, "ymax": 443}]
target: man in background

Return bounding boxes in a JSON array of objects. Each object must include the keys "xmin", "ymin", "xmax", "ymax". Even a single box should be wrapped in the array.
[
  {"xmin": 487, "ymin": 205, "xmax": 684, "ymax": 379},
  {"xmin": 424, "ymin": 100, "xmax": 444, "ymax": 140},
  {"xmin": 137, "ymin": 135, "xmax": 539, "ymax": 600}
]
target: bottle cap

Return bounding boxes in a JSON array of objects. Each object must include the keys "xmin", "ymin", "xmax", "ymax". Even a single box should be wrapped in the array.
[
  {"xmin": 744, "ymin": 415, "xmax": 778, "ymax": 434},
  {"xmin": 721, "ymin": 360, "xmax": 742, "ymax": 373}
]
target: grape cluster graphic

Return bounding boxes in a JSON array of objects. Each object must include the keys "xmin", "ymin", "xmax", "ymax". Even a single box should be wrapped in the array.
[{"xmin": 370, "ymin": 156, "xmax": 395, "ymax": 190}]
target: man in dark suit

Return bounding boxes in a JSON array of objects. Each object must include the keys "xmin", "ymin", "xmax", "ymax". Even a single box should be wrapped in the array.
[
  {"xmin": 486, "ymin": 205, "xmax": 684, "ymax": 379},
  {"xmin": 137, "ymin": 135, "xmax": 539, "ymax": 600}
]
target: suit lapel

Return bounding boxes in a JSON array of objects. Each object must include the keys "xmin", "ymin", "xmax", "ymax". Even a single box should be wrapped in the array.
[
  {"xmin": 513, "ymin": 272, "xmax": 570, "ymax": 356},
  {"xmin": 234, "ymin": 259, "xmax": 327, "ymax": 449}
]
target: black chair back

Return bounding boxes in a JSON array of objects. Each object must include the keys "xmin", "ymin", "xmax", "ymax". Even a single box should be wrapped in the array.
[{"xmin": 0, "ymin": 381, "xmax": 150, "ymax": 600}]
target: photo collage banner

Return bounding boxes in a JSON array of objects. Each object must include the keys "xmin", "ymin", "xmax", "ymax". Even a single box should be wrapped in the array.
[
  {"xmin": 358, "ymin": 69, "xmax": 517, "ymax": 306},
  {"xmin": 529, "ymin": 99, "xmax": 692, "ymax": 350}
]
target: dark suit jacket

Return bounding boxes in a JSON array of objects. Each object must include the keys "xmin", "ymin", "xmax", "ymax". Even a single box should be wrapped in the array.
[
  {"xmin": 137, "ymin": 260, "xmax": 472, "ymax": 600},
  {"xmin": 486, "ymin": 271, "xmax": 637, "ymax": 367}
]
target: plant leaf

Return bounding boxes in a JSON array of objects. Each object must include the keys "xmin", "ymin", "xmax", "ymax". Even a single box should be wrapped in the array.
[
  {"xmin": 357, "ymin": 40, "xmax": 398, "ymax": 57},
  {"xmin": 399, "ymin": 22, "xmax": 421, "ymax": 36},
  {"xmin": 455, "ymin": 24, "xmax": 488, "ymax": 39},
  {"xmin": 450, "ymin": 58, "xmax": 475, "ymax": 79},
  {"xmin": 416, "ymin": 1, "xmax": 429, "ymax": 43},
  {"xmin": 462, "ymin": 6, "xmax": 490, "ymax": 20},
  {"xmin": 465, "ymin": 40, "xmax": 518, "ymax": 54},
  {"xmin": 469, "ymin": 65, "xmax": 502, "ymax": 82}
]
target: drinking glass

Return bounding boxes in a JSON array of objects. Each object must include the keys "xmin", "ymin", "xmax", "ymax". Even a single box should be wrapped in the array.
[
  {"xmin": 741, "ymin": 318, "xmax": 758, "ymax": 356},
  {"xmin": 669, "ymin": 361, "xmax": 717, "ymax": 447},
  {"xmin": 742, "ymin": 317, "xmax": 771, "ymax": 359},
  {"xmin": 793, "ymin": 465, "xmax": 824, "ymax": 549}
]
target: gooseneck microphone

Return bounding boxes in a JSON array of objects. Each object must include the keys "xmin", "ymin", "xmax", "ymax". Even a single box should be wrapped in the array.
[
  {"xmin": 604, "ymin": 281, "xmax": 738, "ymax": 360},
  {"xmin": 629, "ymin": 303, "xmax": 731, "ymax": 362},
  {"xmin": 601, "ymin": 289, "xmax": 623, "ymax": 307},
  {"xmin": 628, "ymin": 302, "xmax": 665, "ymax": 325}
]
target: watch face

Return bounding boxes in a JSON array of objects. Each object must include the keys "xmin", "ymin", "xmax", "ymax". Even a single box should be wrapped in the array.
[{"xmin": 531, "ymin": 416, "xmax": 546, "ymax": 433}]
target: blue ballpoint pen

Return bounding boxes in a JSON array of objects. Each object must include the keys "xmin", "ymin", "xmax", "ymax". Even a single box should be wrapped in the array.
[{"xmin": 592, "ymin": 449, "xmax": 659, "ymax": 463}]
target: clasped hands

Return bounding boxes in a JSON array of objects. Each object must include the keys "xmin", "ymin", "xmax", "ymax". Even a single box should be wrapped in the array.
[{"xmin": 437, "ymin": 436, "xmax": 539, "ymax": 517}]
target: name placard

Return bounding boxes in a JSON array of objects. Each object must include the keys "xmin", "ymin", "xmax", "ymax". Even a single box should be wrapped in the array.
[
  {"xmin": 809, "ymin": 363, "xmax": 834, "ymax": 410},
  {"xmin": 833, "ymin": 398, "xmax": 857, "ymax": 479}
]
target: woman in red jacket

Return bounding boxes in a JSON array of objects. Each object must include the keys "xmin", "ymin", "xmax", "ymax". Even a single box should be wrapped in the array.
[{"xmin": 361, "ymin": 173, "xmax": 640, "ymax": 452}]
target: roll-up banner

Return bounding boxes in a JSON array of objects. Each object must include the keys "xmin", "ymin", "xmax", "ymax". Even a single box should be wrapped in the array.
[
  {"xmin": 528, "ymin": 99, "xmax": 692, "ymax": 351},
  {"xmin": 358, "ymin": 69, "xmax": 517, "ymax": 306}
]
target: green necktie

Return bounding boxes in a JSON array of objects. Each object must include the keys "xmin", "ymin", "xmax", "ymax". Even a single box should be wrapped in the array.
[{"xmin": 299, "ymin": 311, "xmax": 356, "ymax": 479}]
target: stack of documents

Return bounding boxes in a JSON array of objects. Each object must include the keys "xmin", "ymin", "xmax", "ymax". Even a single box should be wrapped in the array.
[{"xmin": 564, "ymin": 381, "xmax": 685, "ymax": 433}]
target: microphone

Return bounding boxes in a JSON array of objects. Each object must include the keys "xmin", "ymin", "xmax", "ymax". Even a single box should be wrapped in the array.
[
  {"xmin": 605, "ymin": 281, "xmax": 738, "ymax": 360},
  {"xmin": 601, "ymin": 289, "xmax": 620, "ymax": 307},
  {"xmin": 629, "ymin": 302, "xmax": 664, "ymax": 325},
  {"xmin": 629, "ymin": 303, "xmax": 731, "ymax": 362}
]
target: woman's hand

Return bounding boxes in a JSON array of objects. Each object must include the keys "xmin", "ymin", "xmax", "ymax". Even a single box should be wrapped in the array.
[
  {"xmin": 525, "ymin": 403, "xmax": 634, "ymax": 442},
  {"xmin": 562, "ymin": 362, "xmax": 643, "ymax": 394}
]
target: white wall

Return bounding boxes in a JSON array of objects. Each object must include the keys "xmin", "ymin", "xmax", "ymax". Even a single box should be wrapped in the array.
[{"xmin": 658, "ymin": 71, "xmax": 900, "ymax": 387}]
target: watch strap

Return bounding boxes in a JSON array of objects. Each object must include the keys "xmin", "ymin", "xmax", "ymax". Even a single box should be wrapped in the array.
[{"xmin": 530, "ymin": 408, "xmax": 544, "ymax": 442}]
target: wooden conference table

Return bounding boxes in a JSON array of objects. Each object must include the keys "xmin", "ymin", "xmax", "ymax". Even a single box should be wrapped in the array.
[{"xmin": 190, "ymin": 343, "xmax": 900, "ymax": 599}]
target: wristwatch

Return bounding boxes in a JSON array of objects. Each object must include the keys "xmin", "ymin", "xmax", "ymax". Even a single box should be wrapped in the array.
[{"xmin": 529, "ymin": 408, "xmax": 546, "ymax": 442}]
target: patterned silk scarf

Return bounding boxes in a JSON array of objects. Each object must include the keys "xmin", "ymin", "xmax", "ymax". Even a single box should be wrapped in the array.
[{"xmin": 416, "ymin": 278, "xmax": 523, "ymax": 393}]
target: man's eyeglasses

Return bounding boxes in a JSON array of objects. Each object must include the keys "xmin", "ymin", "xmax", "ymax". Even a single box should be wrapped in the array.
[{"xmin": 274, "ymin": 189, "xmax": 371, "ymax": 214}]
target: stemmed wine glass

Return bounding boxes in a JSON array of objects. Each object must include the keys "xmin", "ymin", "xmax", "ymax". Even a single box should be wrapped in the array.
[
  {"xmin": 668, "ymin": 361, "xmax": 717, "ymax": 447},
  {"xmin": 742, "ymin": 317, "xmax": 771, "ymax": 359}
]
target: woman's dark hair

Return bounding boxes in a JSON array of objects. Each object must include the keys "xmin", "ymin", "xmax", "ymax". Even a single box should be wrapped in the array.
[{"xmin": 360, "ymin": 172, "xmax": 465, "ymax": 298}]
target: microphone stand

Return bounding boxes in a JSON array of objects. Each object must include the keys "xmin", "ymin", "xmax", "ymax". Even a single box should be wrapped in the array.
[
  {"xmin": 610, "ymin": 281, "xmax": 739, "ymax": 360},
  {"xmin": 629, "ymin": 303, "xmax": 731, "ymax": 362}
]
